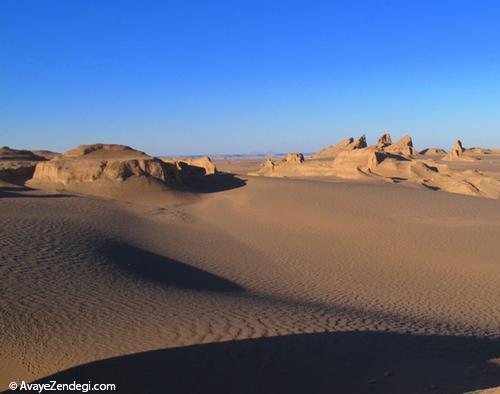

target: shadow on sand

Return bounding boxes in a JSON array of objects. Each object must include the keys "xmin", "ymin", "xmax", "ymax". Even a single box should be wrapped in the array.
[
  {"xmin": 100, "ymin": 243, "xmax": 243, "ymax": 293},
  {"xmin": 31, "ymin": 331, "xmax": 500, "ymax": 394},
  {"xmin": 0, "ymin": 185, "xmax": 73, "ymax": 199},
  {"xmin": 180, "ymin": 172, "xmax": 247, "ymax": 193}
]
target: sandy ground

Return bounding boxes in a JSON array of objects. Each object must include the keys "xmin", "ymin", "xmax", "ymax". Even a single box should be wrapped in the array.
[{"xmin": 1, "ymin": 157, "xmax": 500, "ymax": 393}]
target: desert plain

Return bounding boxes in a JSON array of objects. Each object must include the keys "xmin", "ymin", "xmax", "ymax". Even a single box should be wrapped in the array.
[{"xmin": 1, "ymin": 134, "xmax": 500, "ymax": 393}]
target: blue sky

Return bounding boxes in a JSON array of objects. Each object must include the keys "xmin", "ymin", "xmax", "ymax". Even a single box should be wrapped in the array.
[{"xmin": 1, "ymin": 0, "xmax": 500, "ymax": 155}]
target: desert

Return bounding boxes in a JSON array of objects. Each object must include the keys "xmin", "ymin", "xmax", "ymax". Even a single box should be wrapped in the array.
[
  {"xmin": 3, "ymin": 2, "xmax": 500, "ymax": 393},
  {"xmin": 1, "ymin": 137, "xmax": 500, "ymax": 394}
]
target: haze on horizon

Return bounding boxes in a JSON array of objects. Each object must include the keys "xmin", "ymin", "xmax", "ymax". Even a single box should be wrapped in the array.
[{"xmin": 1, "ymin": 0, "xmax": 500, "ymax": 156}]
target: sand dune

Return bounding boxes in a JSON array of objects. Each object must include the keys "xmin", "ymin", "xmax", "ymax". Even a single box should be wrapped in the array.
[{"xmin": 1, "ymin": 141, "xmax": 500, "ymax": 393}]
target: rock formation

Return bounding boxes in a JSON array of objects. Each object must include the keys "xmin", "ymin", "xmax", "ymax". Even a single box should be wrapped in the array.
[
  {"xmin": 160, "ymin": 156, "xmax": 218, "ymax": 177},
  {"xmin": 284, "ymin": 153, "xmax": 304, "ymax": 163},
  {"xmin": 0, "ymin": 146, "xmax": 47, "ymax": 184},
  {"xmin": 443, "ymin": 140, "xmax": 475, "ymax": 161},
  {"xmin": 251, "ymin": 135, "xmax": 500, "ymax": 199},
  {"xmin": 420, "ymin": 148, "xmax": 447, "ymax": 155},
  {"xmin": 377, "ymin": 133, "xmax": 393, "ymax": 148},
  {"xmin": 383, "ymin": 135, "xmax": 417, "ymax": 156},
  {"xmin": 28, "ymin": 144, "xmax": 180, "ymax": 189},
  {"xmin": 32, "ymin": 150, "xmax": 60, "ymax": 160},
  {"xmin": 252, "ymin": 153, "xmax": 305, "ymax": 176},
  {"xmin": 313, "ymin": 135, "xmax": 367, "ymax": 159},
  {"xmin": 466, "ymin": 147, "xmax": 493, "ymax": 155}
]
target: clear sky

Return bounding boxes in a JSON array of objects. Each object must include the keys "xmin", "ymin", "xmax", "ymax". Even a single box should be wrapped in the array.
[{"xmin": 1, "ymin": 1, "xmax": 500, "ymax": 155}]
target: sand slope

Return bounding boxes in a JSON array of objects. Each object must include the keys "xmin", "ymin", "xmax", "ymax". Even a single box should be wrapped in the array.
[{"xmin": 2, "ymin": 168, "xmax": 500, "ymax": 392}]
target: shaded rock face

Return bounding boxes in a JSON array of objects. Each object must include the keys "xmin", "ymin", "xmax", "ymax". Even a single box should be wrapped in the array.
[
  {"xmin": 383, "ymin": 135, "xmax": 417, "ymax": 156},
  {"xmin": 377, "ymin": 134, "xmax": 393, "ymax": 148},
  {"xmin": 313, "ymin": 135, "xmax": 367, "ymax": 159},
  {"xmin": 0, "ymin": 146, "xmax": 47, "ymax": 184}
]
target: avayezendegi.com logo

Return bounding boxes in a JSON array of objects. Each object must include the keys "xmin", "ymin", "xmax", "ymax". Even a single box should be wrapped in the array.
[{"xmin": 8, "ymin": 380, "xmax": 116, "ymax": 392}]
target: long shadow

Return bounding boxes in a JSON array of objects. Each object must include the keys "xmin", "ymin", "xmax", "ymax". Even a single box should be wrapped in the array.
[
  {"xmin": 29, "ymin": 331, "xmax": 500, "ymax": 394},
  {"xmin": 100, "ymin": 243, "xmax": 243, "ymax": 292},
  {"xmin": 178, "ymin": 171, "xmax": 247, "ymax": 193}
]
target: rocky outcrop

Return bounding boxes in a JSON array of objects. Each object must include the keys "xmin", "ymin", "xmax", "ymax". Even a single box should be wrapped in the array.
[
  {"xmin": 251, "ymin": 136, "xmax": 500, "ymax": 199},
  {"xmin": 0, "ymin": 146, "xmax": 47, "ymax": 184},
  {"xmin": 28, "ymin": 144, "xmax": 179, "ymax": 188},
  {"xmin": 62, "ymin": 144, "xmax": 147, "ymax": 159},
  {"xmin": 420, "ymin": 148, "xmax": 447, "ymax": 155},
  {"xmin": 30, "ymin": 157, "xmax": 175, "ymax": 185},
  {"xmin": 443, "ymin": 140, "xmax": 475, "ymax": 161},
  {"xmin": 284, "ymin": 153, "xmax": 304, "ymax": 163},
  {"xmin": 0, "ymin": 146, "xmax": 45, "ymax": 161},
  {"xmin": 467, "ymin": 147, "xmax": 493, "ymax": 155},
  {"xmin": 161, "ymin": 156, "xmax": 217, "ymax": 176},
  {"xmin": 377, "ymin": 134, "xmax": 393, "ymax": 148},
  {"xmin": 252, "ymin": 153, "xmax": 307, "ymax": 176},
  {"xmin": 313, "ymin": 135, "xmax": 367, "ymax": 159},
  {"xmin": 32, "ymin": 150, "xmax": 60, "ymax": 160},
  {"xmin": 383, "ymin": 135, "xmax": 417, "ymax": 156}
]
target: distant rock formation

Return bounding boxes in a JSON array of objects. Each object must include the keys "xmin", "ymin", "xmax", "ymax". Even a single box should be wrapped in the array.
[
  {"xmin": 0, "ymin": 146, "xmax": 45, "ymax": 161},
  {"xmin": 252, "ymin": 153, "xmax": 305, "ymax": 176},
  {"xmin": 284, "ymin": 153, "xmax": 304, "ymax": 163},
  {"xmin": 0, "ymin": 146, "xmax": 47, "ymax": 184},
  {"xmin": 377, "ymin": 133, "xmax": 393, "ymax": 149},
  {"xmin": 420, "ymin": 148, "xmax": 447, "ymax": 155},
  {"xmin": 251, "ymin": 136, "xmax": 500, "ymax": 199},
  {"xmin": 313, "ymin": 135, "xmax": 367, "ymax": 159},
  {"xmin": 443, "ymin": 140, "xmax": 475, "ymax": 161},
  {"xmin": 32, "ymin": 150, "xmax": 61, "ymax": 160},
  {"xmin": 467, "ymin": 147, "xmax": 493, "ymax": 155},
  {"xmin": 383, "ymin": 135, "xmax": 417, "ymax": 156}
]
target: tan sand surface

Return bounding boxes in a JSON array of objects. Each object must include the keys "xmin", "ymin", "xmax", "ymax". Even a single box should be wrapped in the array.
[{"xmin": 2, "ymin": 151, "xmax": 500, "ymax": 392}]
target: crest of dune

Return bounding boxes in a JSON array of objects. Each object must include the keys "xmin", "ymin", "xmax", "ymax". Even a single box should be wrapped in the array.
[{"xmin": 313, "ymin": 135, "xmax": 367, "ymax": 159}]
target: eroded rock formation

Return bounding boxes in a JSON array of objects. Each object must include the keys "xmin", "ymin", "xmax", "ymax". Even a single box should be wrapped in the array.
[
  {"xmin": 313, "ymin": 135, "xmax": 367, "ymax": 159},
  {"xmin": 0, "ymin": 146, "xmax": 47, "ymax": 184}
]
